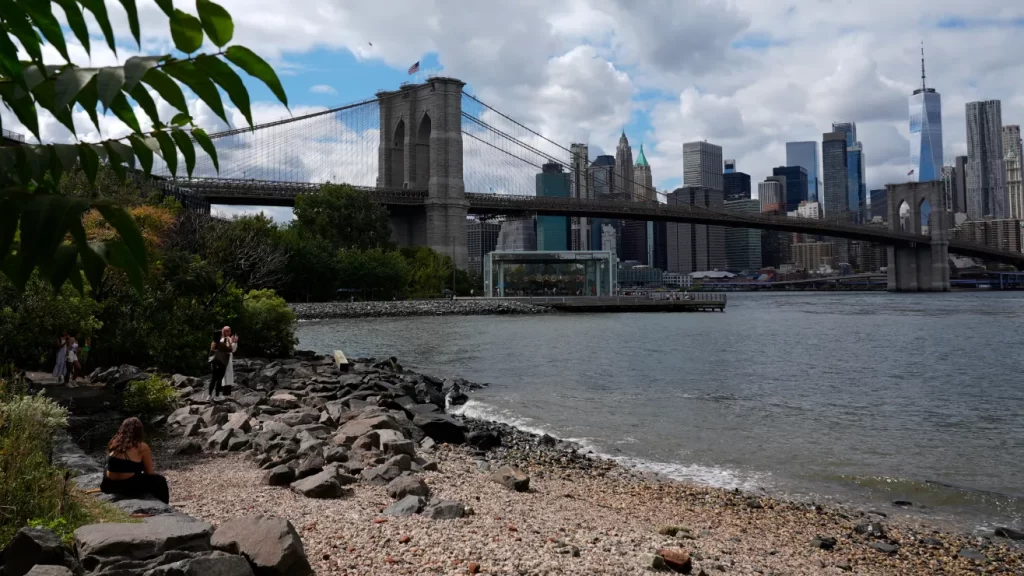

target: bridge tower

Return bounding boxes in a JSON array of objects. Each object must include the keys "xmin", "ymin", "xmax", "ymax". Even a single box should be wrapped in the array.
[
  {"xmin": 886, "ymin": 181, "xmax": 950, "ymax": 291},
  {"xmin": 376, "ymin": 77, "xmax": 468, "ymax": 269}
]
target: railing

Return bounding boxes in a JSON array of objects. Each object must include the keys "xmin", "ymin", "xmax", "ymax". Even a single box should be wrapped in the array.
[
  {"xmin": 509, "ymin": 293, "xmax": 727, "ymax": 304},
  {"xmin": 1, "ymin": 129, "xmax": 25, "ymax": 142}
]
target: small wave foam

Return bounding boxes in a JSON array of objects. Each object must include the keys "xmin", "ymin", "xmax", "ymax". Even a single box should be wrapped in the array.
[{"xmin": 452, "ymin": 399, "xmax": 767, "ymax": 492}]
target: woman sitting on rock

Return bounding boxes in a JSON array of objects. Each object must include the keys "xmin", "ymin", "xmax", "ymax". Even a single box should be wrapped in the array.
[{"xmin": 100, "ymin": 417, "xmax": 170, "ymax": 504}]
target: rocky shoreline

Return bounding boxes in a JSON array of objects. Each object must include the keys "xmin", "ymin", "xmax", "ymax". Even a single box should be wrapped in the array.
[
  {"xmin": 290, "ymin": 299, "xmax": 552, "ymax": 319},
  {"xmin": 12, "ymin": 354, "xmax": 1024, "ymax": 575}
]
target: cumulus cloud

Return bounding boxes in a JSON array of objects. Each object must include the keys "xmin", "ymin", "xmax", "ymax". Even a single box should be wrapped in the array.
[{"xmin": 309, "ymin": 85, "xmax": 338, "ymax": 95}]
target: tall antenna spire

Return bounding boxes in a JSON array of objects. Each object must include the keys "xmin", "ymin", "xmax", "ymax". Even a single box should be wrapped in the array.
[{"xmin": 920, "ymin": 41, "xmax": 927, "ymax": 91}]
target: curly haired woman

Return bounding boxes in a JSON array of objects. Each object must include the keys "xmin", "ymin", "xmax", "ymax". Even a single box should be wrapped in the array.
[{"xmin": 100, "ymin": 417, "xmax": 170, "ymax": 503}]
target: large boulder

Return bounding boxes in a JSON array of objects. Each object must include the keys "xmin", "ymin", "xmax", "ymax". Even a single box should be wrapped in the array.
[
  {"xmin": 74, "ymin": 516, "xmax": 213, "ymax": 573},
  {"xmin": 276, "ymin": 411, "xmax": 319, "ymax": 428},
  {"xmin": 421, "ymin": 499, "xmax": 466, "ymax": 520},
  {"xmin": 361, "ymin": 465, "xmax": 403, "ymax": 486},
  {"xmin": 324, "ymin": 446, "xmax": 349, "ymax": 464},
  {"xmin": 223, "ymin": 412, "xmax": 252, "ymax": 433},
  {"xmin": 488, "ymin": 466, "xmax": 530, "ymax": 492},
  {"xmin": 290, "ymin": 470, "xmax": 344, "ymax": 499},
  {"xmin": 211, "ymin": 516, "xmax": 312, "ymax": 576},
  {"xmin": 466, "ymin": 430, "xmax": 501, "ymax": 450},
  {"xmin": 383, "ymin": 495, "xmax": 425, "ymax": 517},
  {"xmin": 262, "ymin": 465, "xmax": 295, "ymax": 487},
  {"xmin": 334, "ymin": 414, "xmax": 402, "ymax": 445},
  {"xmin": 294, "ymin": 453, "xmax": 325, "ymax": 480},
  {"xmin": 412, "ymin": 413, "xmax": 466, "ymax": 444},
  {"xmin": 386, "ymin": 476, "xmax": 429, "ymax": 500},
  {"xmin": 23, "ymin": 567, "xmax": 73, "ymax": 576},
  {"xmin": 382, "ymin": 439, "xmax": 416, "ymax": 457},
  {"xmin": 0, "ymin": 527, "xmax": 78, "ymax": 576},
  {"xmin": 143, "ymin": 551, "xmax": 255, "ymax": 576},
  {"xmin": 207, "ymin": 428, "xmax": 235, "ymax": 451}
]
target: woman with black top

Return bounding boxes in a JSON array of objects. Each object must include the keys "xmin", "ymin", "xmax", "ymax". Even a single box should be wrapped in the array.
[{"xmin": 100, "ymin": 417, "xmax": 170, "ymax": 504}]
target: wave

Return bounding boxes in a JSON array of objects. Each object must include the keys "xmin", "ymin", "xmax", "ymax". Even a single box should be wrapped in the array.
[{"xmin": 451, "ymin": 399, "xmax": 767, "ymax": 492}]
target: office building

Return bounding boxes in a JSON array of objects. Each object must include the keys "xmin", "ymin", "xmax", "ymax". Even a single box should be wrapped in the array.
[
  {"xmin": 772, "ymin": 166, "xmax": 809, "ymax": 212},
  {"xmin": 588, "ymin": 155, "xmax": 618, "ymax": 253},
  {"xmin": 953, "ymin": 219, "xmax": 1023, "ymax": 254},
  {"xmin": 822, "ymin": 131, "xmax": 849, "ymax": 220},
  {"xmin": 792, "ymin": 242, "xmax": 835, "ymax": 272},
  {"xmin": 614, "ymin": 131, "xmax": 635, "ymax": 198},
  {"xmin": 795, "ymin": 201, "xmax": 821, "ymax": 219},
  {"xmin": 724, "ymin": 170, "xmax": 751, "ymax": 201},
  {"xmin": 570, "ymin": 142, "xmax": 590, "ymax": 250},
  {"xmin": 724, "ymin": 198, "xmax": 762, "ymax": 272},
  {"xmin": 664, "ymin": 187, "xmax": 726, "ymax": 273},
  {"xmin": 724, "ymin": 159, "xmax": 736, "ymax": 174},
  {"xmin": 467, "ymin": 219, "xmax": 501, "ymax": 277},
  {"xmin": 652, "ymin": 220, "xmax": 668, "ymax": 271},
  {"xmin": 621, "ymin": 220, "xmax": 649, "ymax": 265},
  {"xmin": 634, "ymin": 143, "xmax": 656, "ymax": 202},
  {"xmin": 600, "ymin": 222, "xmax": 618, "ymax": 253},
  {"xmin": 683, "ymin": 141, "xmax": 723, "ymax": 191},
  {"xmin": 1004, "ymin": 125, "xmax": 1024, "ymax": 219},
  {"xmin": 954, "ymin": 155, "xmax": 968, "ymax": 214},
  {"xmin": 870, "ymin": 189, "xmax": 888, "ymax": 221},
  {"xmin": 535, "ymin": 162, "xmax": 571, "ymax": 251},
  {"xmin": 832, "ymin": 122, "xmax": 866, "ymax": 221},
  {"xmin": 909, "ymin": 46, "xmax": 944, "ymax": 182},
  {"xmin": 940, "ymin": 166, "xmax": 957, "ymax": 213},
  {"xmin": 759, "ymin": 178, "xmax": 785, "ymax": 213},
  {"xmin": 966, "ymin": 100, "xmax": 1007, "ymax": 218},
  {"xmin": 786, "ymin": 141, "xmax": 821, "ymax": 202},
  {"xmin": 496, "ymin": 218, "xmax": 536, "ymax": 252}
]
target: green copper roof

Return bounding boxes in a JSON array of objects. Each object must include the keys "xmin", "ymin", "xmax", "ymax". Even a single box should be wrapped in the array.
[{"xmin": 635, "ymin": 142, "xmax": 649, "ymax": 167}]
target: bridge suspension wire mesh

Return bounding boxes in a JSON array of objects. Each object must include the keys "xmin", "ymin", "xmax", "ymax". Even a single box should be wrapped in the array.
[{"xmin": 153, "ymin": 98, "xmax": 381, "ymax": 187}]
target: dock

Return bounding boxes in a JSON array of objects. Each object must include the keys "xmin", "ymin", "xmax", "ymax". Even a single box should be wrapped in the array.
[{"xmin": 507, "ymin": 294, "xmax": 727, "ymax": 313}]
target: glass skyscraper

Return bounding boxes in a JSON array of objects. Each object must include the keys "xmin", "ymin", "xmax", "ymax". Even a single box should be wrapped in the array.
[
  {"xmin": 832, "ymin": 122, "xmax": 867, "ymax": 222},
  {"xmin": 785, "ymin": 142, "xmax": 820, "ymax": 203},
  {"xmin": 909, "ymin": 47, "xmax": 944, "ymax": 182},
  {"xmin": 535, "ymin": 162, "xmax": 570, "ymax": 251}
]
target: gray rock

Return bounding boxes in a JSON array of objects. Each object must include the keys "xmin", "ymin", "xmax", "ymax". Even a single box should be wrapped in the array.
[
  {"xmin": 167, "ymin": 407, "xmax": 195, "ymax": 427},
  {"xmin": 995, "ymin": 527, "xmax": 1024, "ymax": 541},
  {"xmin": 334, "ymin": 472, "xmax": 359, "ymax": 486},
  {"xmin": 223, "ymin": 412, "xmax": 252, "ymax": 433},
  {"xmin": 207, "ymin": 428, "xmax": 235, "ymax": 451},
  {"xmin": 412, "ymin": 413, "xmax": 466, "ymax": 444},
  {"xmin": 211, "ymin": 516, "xmax": 312, "ymax": 576},
  {"xmin": 268, "ymin": 393, "xmax": 300, "ymax": 410},
  {"xmin": 290, "ymin": 471, "xmax": 344, "ymax": 499},
  {"xmin": 640, "ymin": 553, "xmax": 667, "ymax": 570},
  {"xmin": 175, "ymin": 440, "xmax": 203, "ymax": 456},
  {"xmin": 488, "ymin": 466, "xmax": 530, "ymax": 492},
  {"xmin": 361, "ymin": 465, "xmax": 403, "ymax": 485},
  {"xmin": 810, "ymin": 537, "xmax": 837, "ymax": 550},
  {"xmin": 870, "ymin": 542, "xmax": 898, "ymax": 554},
  {"xmin": 335, "ymin": 414, "xmax": 402, "ymax": 441},
  {"xmin": 466, "ymin": 430, "xmax": 500, "ymax": 450},
  {"xmin": 324, "ymin": 446, "xmax": 349, "ymax": 463},
  {"xmin": 263, "ymin": 465, "xmax": 295, "ymax": 487},
  {"xmin": 421, "ymin": 499, "xmax": 465, "ymax": 520},
  {"xmin": 143, "ymin": 551, "xmax": 255, "ymax": 575},
  {"xmin": 108, "ymin": 497, "xmax": 174, "ymax": 516},
  {"xmin": 24, "ymin": 567, "xmax": 73, "ymax": 576},
  {"xmin": 0, "ymin": 527, "xmax": 78, "ymax": 576},
  {"xmin": 74, "ymin": 516, "xmax": 213, "ymax": 572},
  {"xmin": 352, "ymin": 431, "xmax": 379, "ymax": 451},
  {"xmin": 226, "ymin": 435, "xmax": 250, "ymax": 452},
  {"xmin": 383, "ymin": 454, "xmax": 412, "ymax": 471},
  {"xmin": 383, "ymin": 495, "xmax": 425, "ymax": 517},
  {"xmin": 386, "ymin": 476, "xmax": 429, "ymax": 500},
  {"xmin": 276, "ymin": 411, "xmax": 319, "ymax": 428},
  {"xmin": 295, "ymin": 453, "xmax": 324, "ymax": 480},
  {"xmin": 853, "ymin": 521, "xmax": 886, "ymax": 539},
  {"xmin": 958, "ymin": 548, "xmax": 987, "ymax": 561},
  {"xmin": 382, "ymin": 439, "xmax": 416, "ymax": 457},
  {"xmin": 260, "ymin": 421, "xmax": 295, "ymax": 440}
]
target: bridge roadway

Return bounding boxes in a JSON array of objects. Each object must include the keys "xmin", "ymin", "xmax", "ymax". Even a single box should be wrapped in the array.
[{"xmin": 177, "ymin": 177, "xmax": 1024, "ymax": 267}]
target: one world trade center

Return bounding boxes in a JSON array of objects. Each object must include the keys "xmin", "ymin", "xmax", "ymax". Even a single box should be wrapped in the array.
[{"xmin": 909, "ymin": 44, "xmax": 943, "ymax": 182}]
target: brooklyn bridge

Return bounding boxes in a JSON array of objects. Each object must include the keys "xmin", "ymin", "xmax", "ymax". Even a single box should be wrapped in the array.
[{"xmin": 151, "ymin": 77, "xmax": 1024, "ymax": 292}]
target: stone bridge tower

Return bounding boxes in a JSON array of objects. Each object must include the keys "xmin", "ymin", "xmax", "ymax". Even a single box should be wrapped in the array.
[
  {"xmin": 886, "ymin": 181, "xmax": 950, "ymax": 291},
  {"xmin": 376, "ymin": 77, "xmax": 468, "ymax": 269}
]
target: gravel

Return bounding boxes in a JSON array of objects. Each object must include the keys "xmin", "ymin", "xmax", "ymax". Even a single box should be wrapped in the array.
[
  {"xmin": 161, "ymin": 440, "xmax": 1024, "ymax": 575},
  {"xmin": 290, "ymin": 300, "xmax": 550, "ymax": 319}
]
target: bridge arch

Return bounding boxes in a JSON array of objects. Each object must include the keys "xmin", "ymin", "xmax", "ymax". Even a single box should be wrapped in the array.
[
  {"xmin": 885, "ymin": 180, "xmax": 950, "ymax": 291},
  {"xmin": 918, "ymin": 198, "xmax": 932, "ymax": 234},
  {"xmin": 416, "ymin": 113, "xmax": 431, "ymax": 189},
  {"xmin": 898, "ymin": 200, "xmax": 912, "ymax": 232},
  {"xmin": 391, "ymin": 118, "xmax": 406, "ymax": 188}
]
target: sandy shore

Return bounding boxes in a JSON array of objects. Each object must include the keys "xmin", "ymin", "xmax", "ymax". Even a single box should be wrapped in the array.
[{"xmin": 160, "ymin": 439, "xmax": 1024, "ymax": 576}]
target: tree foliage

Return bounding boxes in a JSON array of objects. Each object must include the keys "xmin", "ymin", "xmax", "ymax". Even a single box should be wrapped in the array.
[
  {"xmin": 293, "ymin": 184, "xmax": 394, "ymax": 251},
  {"xmin": 237, "ymin": 289, "xmax": 296, "ymax": 358},
  {"xmin": 203, "ymin": 214, "xmax": 289, "ymax": 290},
  {"xmin": 0, "ymin": 0, "xmax": 287, "ymax": 295}
]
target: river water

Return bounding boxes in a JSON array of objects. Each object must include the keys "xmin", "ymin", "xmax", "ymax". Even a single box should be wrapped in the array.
[{"xmin": 295, "ymin": 292, "xmax": 1024, "ymax": 531}]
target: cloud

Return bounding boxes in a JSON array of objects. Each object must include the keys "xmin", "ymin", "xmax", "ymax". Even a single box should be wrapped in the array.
[{"xmin": 309, "ymin": 85, "xmax": 338, "ymax": 95}]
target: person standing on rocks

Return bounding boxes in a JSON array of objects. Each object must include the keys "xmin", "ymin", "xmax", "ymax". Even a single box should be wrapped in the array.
[
  {"xmin": 208, "ymin": 327, "xmax": 236, "ymax": 398},
  {"xmin": 100, "ymin": 417, "xmax": 170, "ymax": 504},
  {"xmin": 52, "ymin": 331, "xmax": 69, "ymax": 381},
  {"xmin": 221, "ymin": 326, "xmax": 238, "ymax": 392}
]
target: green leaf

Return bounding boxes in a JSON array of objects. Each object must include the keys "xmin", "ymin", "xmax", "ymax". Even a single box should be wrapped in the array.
[
  {"xmin": 3, "ymin": 5, "xmax": 44, "ymax": 67},
  {"xmin": 225, "ymin": 46, "xmax": 288, "ymax": 107},
  {"xmin": 79, "ymin": 0, "xmax": 118, "ymax": 55},
  {"xmin": 22, "ymin": 2, "xmax": 69, "ymax": 62},
  {"xmin": 129, "ymin": 82, "xmax": 161, "ymax": 127},
  {"xmin": 0, "ymin": 32, "xmax": 27, "ymax": 92},
  {"xmin": 129, "ymin": 134, "xmax": 155, "ymax": 175},
  {"xmin": 16, "ymin": 194, "xmax": 89, "ymax": 289},
  {"xmin": 55, "ymin": 67, "xmax": 98, "ymax": 110},
  {"xmin": 66, "ymin": 257, "xmax": 85, "ymax": 294},
  {"xmin": 0, "ymin": 85, "xmax": 40, "ymax": 142},
  {"xmin": 108, "ymin": 92, "xmax": 142, "ymax": 133},
  {"xmin": 0, "ymin": 190, "xmax": 25, "ymax": 260},
  {"xmin": 15, "ymin": 64, "xmax": 47, "ymax": 99},
  {"xmin": 153, "ymin": 0, "xmax": 174, "ymax": 17},
  {"xmin": 163, "ymin": 61, "xmax": 227, "ymax": 124},
  {"xmin": 118, "ymin": 0, "xmax": 142, "ymax": 47},
  {"xmin": 197, "ymin": 0, "xmax": 233, "ymax": 47},
  {"xmin": 107, "ymin": 141, "xmax": 136, "ymax": 170},
  {"xmin": 191, "ymin": 128, "xmax": 219, "ymax": 172},
  {"xmin": 170, "ymin": 9, "xmax": 204, "ymax": 54},
  {"xmin": 53, "ymin": 144, "xmax": 79, "ymax": 170},
  {"xmin": 170, "ymin": 129, "xmax": 196, "ymax": 177},
  {"xmin": 80, "ymin": 241, "xmax": 109, "ymax": 291},
  {"xmin": 103, "ymin": 141, "xmax": 128, "ymax": 180},
  {"xmin": 74, "ymin": 77, "xmax": 102, "ymax": 133},
  {"xmin": 49, "ymin": 243, "xmax": 81, "ymax": 292},
  {"xmin": 54, "ymin": 0, "xmax": 91, "ymax": 56},
  {"xmin": 95, "ymin": 202, "xmax": 148, "ymax": 274},
  {"xmin": 30, "ymin": 77, "xmax": 77, "ymax": 136},
  {"xmin": 195, "ymin": 55, "xmax": 250, "ymax": 126},
  {"xmin": 141, "ymin": 68, "xmax": 188, "ymax": 115},
  {"xmin": 105, "ymin": 240, "xmax": 145, "ymax": 291},
  {"xmin": 124, "ymin": 55, "xmax": 162, "ymax": 92},
  {"xmin": 96, "ymin": 66, "xmax": 126, "ymax": 109},
  {"xmin": 154, "ymin": 131, "xmax": 178, "ymax": 177},
  {"xmin": 78, "ymin": 144, "xmax": 100, "ymax": 184},
  {"xmin": 170, "ymin": 112, "xmax": 192, "ymax": 126}
]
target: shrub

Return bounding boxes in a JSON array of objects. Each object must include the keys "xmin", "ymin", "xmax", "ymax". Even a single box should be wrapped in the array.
[
  {"xmin": 121, "ymin": 375, "xmax": 179, "ymax": 416},
  {"xmin": 239, "ymin": 289, "xmax": 297, "ymax": 358}
]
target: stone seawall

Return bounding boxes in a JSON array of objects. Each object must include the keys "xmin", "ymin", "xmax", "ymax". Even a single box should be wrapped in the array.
[{"xmin": 290, "ymin": 299, "xmax": 551, "ymax": 319}]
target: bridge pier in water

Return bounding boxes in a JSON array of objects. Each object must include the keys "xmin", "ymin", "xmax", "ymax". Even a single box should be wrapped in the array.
[
  {"xmin": 376, "ymin": 77, "xmax": 469, "ymax": 269},
  {"xmin": 886, "ymin": 181, "xmax": 950, "ymax": 292}
]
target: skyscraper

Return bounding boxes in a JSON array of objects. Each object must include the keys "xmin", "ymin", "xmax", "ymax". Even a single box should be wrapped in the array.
[
  {"xmin": 723, "ymin": 159, "xmax": 751, "ymax": 201},
  {"xmin": 535, "ymin": 162, "xmax": 571, "ymax": 251},
  {"xmin": 822, "ymin": 131, "xmax": 849, "ymax": 220},
  {"xmin": 588, "ymin": 155, "xmax": 619, "ymax": 254},
  {"xmin": 966, "ymin": 100, "xmax": 1007, "ymax": 218},
  {"xmin": 467, "ymin": 219, "xmax": 501, "ymax": 277},
  {"xmin": 758, "ymin": 178, "xmax": 785, "ymax": 214},
  {"xmin": 954, "ymin": 155, "xmax": 968, "ymax": 215},
  {"xmin": 664, "ymin": 187, "xmax": 726, "ymax": 273},
  {"xmin": 570, "ymin": 142, "xmax": 590, "ymax": 250},
  {"xmin": 785, "ymin": 141, "xmax": 820, "ymax": 202},
  {"xmin": 832, "ymin": 122, "xmax": 866, "ymax": 220},
  {"xmin": 772, "ymin": 166, "xmax": 808, "ymax": 212},
  {"xmin": 614, "ymin": 131, "xmax": 634, "ymax": 198},
  {"xmin": 1003, "ymin": 125, "xmax": 1023, "ymax": 219},
  {"xmin": 683, "ymin": 141, "xmax": 723, "ymax": 191},
  {"xmin": 634, "ymin": 143, "xmax": 655, "ymax": 202},
  {"xmin": 909, "ymin": 44, "xmax": 944, "ymax": 182},
  {"xmin": 724, "ymin": 199, "xmax": 762, "ymax": 273},
  {"xmin": 724, "ymin": 159, "xmax": 736, "ymax": 174},
  {"xmin": 940, "ymin": 166, "xmax": 957, "ymax": 213}
]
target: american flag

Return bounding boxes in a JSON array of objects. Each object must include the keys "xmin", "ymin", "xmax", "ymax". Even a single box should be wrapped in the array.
[
  {"xmin": 907, "ymin": 168, "xmax": 915, "ymax": 176},
  {"xmin": 408, "ymin": 61, "xmax": 420, "ymax": 75}
]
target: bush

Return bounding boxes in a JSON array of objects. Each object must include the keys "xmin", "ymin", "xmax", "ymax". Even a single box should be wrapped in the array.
[
  {"xmin": 239, "ymin": 289, "xmax": 297, "ymax": 358},
  {"xmin": 121, "ymin": 375, "xmax": 179, "ymax": 416}
]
